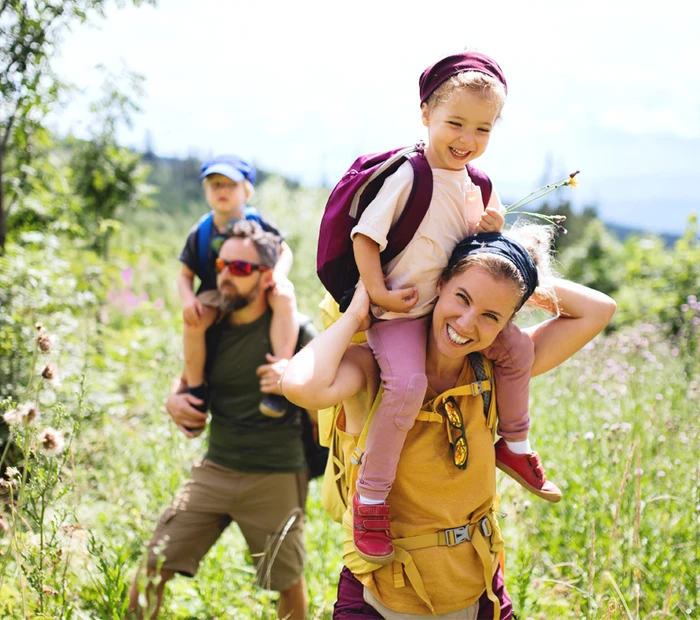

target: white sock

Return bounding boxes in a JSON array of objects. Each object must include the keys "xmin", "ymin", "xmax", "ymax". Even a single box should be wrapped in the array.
[
  {"xmin": 359, "ymin": 494, "xmax": 384, "ymax": 505},
  {"xmin": 506, "ymin": 439, "xmax": 532, "ymax": 455}
]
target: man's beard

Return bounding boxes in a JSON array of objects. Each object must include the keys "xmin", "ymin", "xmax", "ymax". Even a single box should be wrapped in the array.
[{"xmin": 218, "ymin": 281, "xmax": 260, "ymax": 314}]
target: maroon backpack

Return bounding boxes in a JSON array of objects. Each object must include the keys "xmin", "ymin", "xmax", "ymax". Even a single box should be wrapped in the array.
[{"xmin": 316, "ymin": 142, "xmax": 492, "ymax": 310}]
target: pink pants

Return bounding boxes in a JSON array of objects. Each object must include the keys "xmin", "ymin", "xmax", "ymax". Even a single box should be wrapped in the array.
[{"xmin": 356, "ymin": 317, "xmax": 534, "ymax": 502}]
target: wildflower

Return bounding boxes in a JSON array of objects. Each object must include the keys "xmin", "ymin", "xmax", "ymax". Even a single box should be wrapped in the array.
[
  {"xmin": 502, "ymin": 170, "xmax": 580, "ymax": 227},
  {"xmin": 5, "ymin": 466, "xmax": 20, "ymax": 480},
  {"xmin": 0, "ymin": 480, "xmax": 10, "ymax": 495},
  {"xmin": 38, "ymin": 428, "xmax": 66, "ymax": 457},
  {"xmin": 583, "ymin": 431, "xmax": 595, "ymax": 441},
  {"xmin": 3, "ymin": 402, "xmax": 39, "ymax": 426},
  {"xmin": 38, "ymin": 332, "xmax": 56, "ymax": 353},
  {"xmin": 42, "ymin": 586, "xmax": 59, "ymax": 596},
  {"xmin": 522, "ymin": 500, "xmax": 531, "ymax": 510},
  {"xmin": 41, "ymin": 364, "xmax": 57, "ymax": 381},
  {"xmin": 655, "ymin": 393, "xmax": 663, "ymax": 401},
  {"xmin": 657, "ymin": 470, "xmax": 666, "ymax": 478},
  {"xmin": 658, "ymin": 435, "xmax": 666, "ymax": 443},
  {"xmin": 35, "ymin": 322, "xmax": 43, "ymax": 331},
  {"xmin": 0, "ymin": 516, "xmax": 8, "ymax": 535},
  {"xmin": 620, "ymin": 422, "xmax": 632, "ymax": 433},
  {"xmin": 634, "ymin": 468, "xmax": 644, "ymax": 476}
]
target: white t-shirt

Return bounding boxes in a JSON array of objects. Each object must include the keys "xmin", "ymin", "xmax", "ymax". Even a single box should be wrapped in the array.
[{"xmin": 350, "ymin": 161, "xmax": 503, "ymax": 320}]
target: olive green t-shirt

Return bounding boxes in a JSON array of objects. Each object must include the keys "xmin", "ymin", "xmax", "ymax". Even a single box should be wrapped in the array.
[{"xmin": 206, "ymin": 310, "xmax": 316, "ymax": 473}]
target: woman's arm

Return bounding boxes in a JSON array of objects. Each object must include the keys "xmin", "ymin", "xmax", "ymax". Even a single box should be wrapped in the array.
[
  {"xmin": 526, "ymin": 278, "xmax": 617, "ymax": 377},
  {"xmin": 282, "ymin": 284, "xmax": 374, "ymax": 410}
]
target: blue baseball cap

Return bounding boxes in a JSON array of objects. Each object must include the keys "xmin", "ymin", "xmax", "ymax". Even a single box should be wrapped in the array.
[{"xmin": 200, "ymin": 154, "xmax": 256, "ymax": 185}]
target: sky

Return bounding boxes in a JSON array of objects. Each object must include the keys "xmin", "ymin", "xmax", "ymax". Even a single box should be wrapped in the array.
[{"xmin": 51, "ymin": 0, "xmax": 700, "ymax": 234}]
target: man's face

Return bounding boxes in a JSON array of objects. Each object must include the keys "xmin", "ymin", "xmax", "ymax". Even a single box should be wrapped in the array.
[{"xmin": 216, "ymin": 237, "xmax": 269, "ymax": 313}]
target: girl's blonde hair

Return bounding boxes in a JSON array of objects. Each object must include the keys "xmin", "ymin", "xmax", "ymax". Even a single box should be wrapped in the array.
[{"xmin": 424, "ymin": 71, "xmax": 507, "ymax": 120}]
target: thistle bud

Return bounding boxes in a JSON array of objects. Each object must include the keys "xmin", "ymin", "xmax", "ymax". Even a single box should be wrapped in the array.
[{"xmin": 38, "ymin": 332, "xmax": 55, "ymax": 353}]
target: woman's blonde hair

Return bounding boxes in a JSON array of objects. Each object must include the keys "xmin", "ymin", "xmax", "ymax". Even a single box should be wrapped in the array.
[{"xmin": 440, "ymin": 222, "xmax": 559, "ymax": 314}]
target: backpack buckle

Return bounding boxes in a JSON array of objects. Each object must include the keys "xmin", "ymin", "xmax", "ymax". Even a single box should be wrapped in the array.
[
  {"xmin": 444, "ymin": 524, "xmax": 471, "ymax": 546},
  {"xmin": 470, "ymin": 381, "xmax": 484, "ymax": 396},
  {"xmin": 350, "ymin": 447, "xmax": 363, "ymax": 466}
]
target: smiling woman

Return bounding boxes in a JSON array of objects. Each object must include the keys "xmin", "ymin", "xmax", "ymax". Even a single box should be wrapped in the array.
[{"xmin": 282, "ymin": 224, "xmax": 616, "ymax": 618}]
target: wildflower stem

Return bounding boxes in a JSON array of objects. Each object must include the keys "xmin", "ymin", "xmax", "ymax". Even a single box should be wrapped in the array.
[
  {"xmin": 0, "ymin": 429, "xmax": 13, "ymax": 473},
  {"xmin": 504, "ymin": 175, "xmax": 573, "ymax": 212}
]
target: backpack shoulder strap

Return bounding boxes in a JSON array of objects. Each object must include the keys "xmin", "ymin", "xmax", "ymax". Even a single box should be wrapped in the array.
[
  {"xmin": 243, "ymin": 205, "xmax": 263, "ymax": 224},
  {"xmin": 196, "ymin": 211, "xmax": 215, "ymax": 276},
  {"xmin": 466, "ymin": 164, "xmax": 493, "ymax": 209},
  {"xmin": 382, "ymin": 146, "xmax": 433, "ymax": 265}
]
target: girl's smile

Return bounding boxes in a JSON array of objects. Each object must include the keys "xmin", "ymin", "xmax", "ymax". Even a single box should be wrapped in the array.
[{"xmin": 421, "ymin": 90, "xmax": 499, "ymax": 171}]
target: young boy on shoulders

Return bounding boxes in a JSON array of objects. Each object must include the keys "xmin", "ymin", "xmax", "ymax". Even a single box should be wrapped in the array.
[{"xmin": 177, "ymin": 154, "xmax": 298, "ymax": 420}]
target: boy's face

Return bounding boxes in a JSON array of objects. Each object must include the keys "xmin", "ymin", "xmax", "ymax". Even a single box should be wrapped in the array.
[{"xmin": 203, "ymin": 173, "xmax": 247, "ymax": 218}]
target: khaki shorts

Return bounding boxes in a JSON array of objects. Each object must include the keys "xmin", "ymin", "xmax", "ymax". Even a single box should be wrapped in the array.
[{"xmin": 147, "ymin": 458, "xmax": 307, "ymax": 592}]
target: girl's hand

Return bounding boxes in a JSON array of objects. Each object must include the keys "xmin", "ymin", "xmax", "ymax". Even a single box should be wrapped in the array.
[
  {"xmin": 372, "ymin": 285, "xmax": 419, "ymax": 314},
  {"xmin": 476, "ymin": 206, "xmax": 505, "ymax": 233},
  {"xmin": 346, "ymin": 281, "xmax": 372, "ymax": 332}
]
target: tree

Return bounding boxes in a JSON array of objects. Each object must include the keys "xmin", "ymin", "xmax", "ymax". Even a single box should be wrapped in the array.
[{"xmin": 0, "ymin": 0, "xmax": 153, "ymax": 253}]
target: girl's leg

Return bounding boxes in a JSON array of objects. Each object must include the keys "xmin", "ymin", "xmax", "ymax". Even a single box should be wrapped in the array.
[
  {"xmin": 483, "ymin": 321, "xmax": 534, "ymax": 442},
  {"xmin": 357, "ymin": 316, "xmax": 429, "ymax": 501},
  {"xmin": 351, "ymin": 316, "xmax": 428, "ymax": 565},
  {"xmin": 483, "ymin": 322, "xmax": 561, "ymax": 502}
]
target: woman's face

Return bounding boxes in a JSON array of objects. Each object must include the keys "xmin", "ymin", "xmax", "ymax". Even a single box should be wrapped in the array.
[{"xmin": 432, "ymin": 265, "xmax": 521, "ymax": 360}]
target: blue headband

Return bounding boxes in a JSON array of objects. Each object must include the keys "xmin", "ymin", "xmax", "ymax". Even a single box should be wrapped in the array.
[{"xmin": 447, "ymin": 232, "xmax": 539, "ymax": 311}]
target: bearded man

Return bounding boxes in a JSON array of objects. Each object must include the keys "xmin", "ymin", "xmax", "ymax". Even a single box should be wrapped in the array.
[{"xmin": 128, "ymin": 220, "xmax": 316, "ymax": 620}]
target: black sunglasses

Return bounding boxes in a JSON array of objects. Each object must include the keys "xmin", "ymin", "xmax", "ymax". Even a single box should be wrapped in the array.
[
  {"xmin": 215, "ymin": 258, "xmax": 271, "ymax": 276},
  {"xmin": 442, "ymin": 396, "xmax": 468, "ymax": 469}
]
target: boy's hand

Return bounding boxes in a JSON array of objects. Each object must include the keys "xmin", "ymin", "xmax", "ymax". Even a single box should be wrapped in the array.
[
  {"xmin": 257, "ymin": 354, "xmax": 289, "ymax": 395},
  {"xmin": 476, "ymin": 206, "xmax": 505, "ymax": 233},
  {"xmin": 183, "ymin": 298, "xmax": 205, "ymax": 327},
  {"xmin": 267, "ymin": 276, "xmax": 296, "ymax": 314},
  {"xmin": 371, "ymin": 284, "xmax": 419, "ymax": 314}
]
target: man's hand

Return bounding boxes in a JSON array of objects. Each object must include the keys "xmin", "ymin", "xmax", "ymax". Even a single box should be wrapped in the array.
[
  {"xmin": 166, "ymin": 392, "xmax": 208, "ymax": 437},
  {"xmin": 475, "ymin": 206, "xmax": 505, "ymax": 233},
  {"xmin": 183, "ymin": 298, "xmax": 205, "ymax": 327},
  {"xmin": 256, "ymin": 354, "xmax": 289, "ymax": 395}
]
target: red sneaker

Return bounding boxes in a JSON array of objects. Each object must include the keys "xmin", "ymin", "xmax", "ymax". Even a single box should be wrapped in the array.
[
  {"xmin": 352, "ymin": 493, "xmax": 395, "ymax": 565},
  {"xmin": 495, "ymin": 438, "xmax": 562, "ymax": 503}
]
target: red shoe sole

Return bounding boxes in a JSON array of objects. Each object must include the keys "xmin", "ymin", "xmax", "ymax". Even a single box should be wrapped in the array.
[
  {"xmin": 354, "ymin": 545, "xmax": 396, "ymax": 566},
  {"xmin": 496, "ymin": 461, "xmax": 563, "ymax": 503}
]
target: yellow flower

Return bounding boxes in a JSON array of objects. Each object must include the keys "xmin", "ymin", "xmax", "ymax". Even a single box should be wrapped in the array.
[{"xmin": 567, "ymin": 176, "xmax": 579, "ymax": 188}]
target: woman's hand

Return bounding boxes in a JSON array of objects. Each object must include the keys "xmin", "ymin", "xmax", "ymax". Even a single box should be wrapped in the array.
[{"xmin": 346, "ymin": 281, "xmax": 372, "ymax": 332}]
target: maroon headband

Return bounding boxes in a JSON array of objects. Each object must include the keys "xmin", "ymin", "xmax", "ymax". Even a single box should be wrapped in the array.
[{"xmin": 419, "ymin": 52, "xmax": 508, "ymax": 104}]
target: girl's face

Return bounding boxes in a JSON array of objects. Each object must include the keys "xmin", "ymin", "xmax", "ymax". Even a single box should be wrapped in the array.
[
  {"xmin": 431, "ymin": 265, "xmax": 521, "ymax": 361},
  {"xmin": 421, "ymin": 90, "xmax": 499, "ymax": 171}
]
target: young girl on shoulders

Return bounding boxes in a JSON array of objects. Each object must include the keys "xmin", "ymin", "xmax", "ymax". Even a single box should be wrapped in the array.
[{"xmin": 349, "ymin": 51, "xmax": 561, "ymax": 565}]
